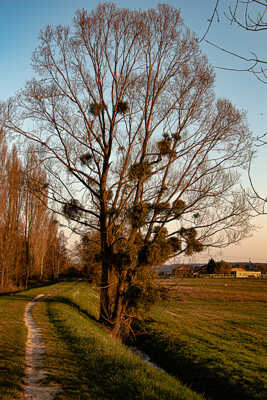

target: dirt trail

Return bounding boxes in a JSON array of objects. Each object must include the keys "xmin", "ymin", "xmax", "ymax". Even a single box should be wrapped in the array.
[{"xmin": 24, "ymin": 294, "xmax": 60, "ymax": 400}]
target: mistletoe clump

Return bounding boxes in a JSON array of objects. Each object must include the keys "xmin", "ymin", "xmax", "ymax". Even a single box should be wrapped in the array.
[
  {"xmin": 157, "ymin": 139, "xmax": 172, "ymax": 155},
  {"xmin": 112, "ymin": 239, "xmax": 137, "ymax": 269},
  {"xmin": 172, "ymin": 198, "xmax": 186, "ymax": 216},
  {"xmin": 167, "ymin": 236, "xmax": 181, "ymax": 252},
  {"xmin": 153, "ymin": 202, "xmax": 170, "ymax": 216},
  {"xmin": 63, "ymin": 198, "xmax": 83, "ymax": 220},
  {"xmin": 128, "ymin": 162, "xmax": 151, "ymax": 181},
  {"xmin": 89, "ymin": 102, "xmax": 105, "ymax": 116},
  {"xmin": 157, "ymin": 133, "xmax": 176, "ymax": 158},
  {"xmin": 128, "ymin": 203, "xmax": 151, "ymax": 228},
  {"xmin": 116, "ymin": 101, "xmax": 129, "ymax": 114},
  {"xmin": 171, "ymin": 132, "xmax": 181, "ymax": 141},
  {"xmin": 179, "ymin": 227, "xmax": 203, "ymax": 255},
  {"xmin": 138, "ymin": 228, "xmax": 181, "ymax": 266},
  {"xmin": 80, "ymin": 152, "xmax": 93, "ymax": 166}
]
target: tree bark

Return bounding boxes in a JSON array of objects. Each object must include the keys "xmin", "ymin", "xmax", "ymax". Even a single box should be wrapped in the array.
[
  {"xmin": 111, "ymin": 271, "xmax": 128, "ymax": 338},
  {"xmin": 99, "ymin": 259, "xmax": 113, "ymax": 326}
]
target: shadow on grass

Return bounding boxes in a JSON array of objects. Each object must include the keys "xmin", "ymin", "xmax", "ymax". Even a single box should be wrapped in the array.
[
  {"xmin": 41, "ymin": 295, "xmax": 124, "ymax": 398},
  {"xmin": 135, "ymin": 328, "xmax": 266, "ymax": 400},
  {"xmin": 41, "ymin": 295, "xmax": 99, "ymax": 324}
]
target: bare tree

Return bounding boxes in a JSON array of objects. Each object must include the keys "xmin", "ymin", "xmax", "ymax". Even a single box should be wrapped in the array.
[
  {"xmin": 0, "ymin": 143, "xmax": 25, "ymax": 288},
  {"xmin": 3, "ymin": 3, "xmax": 255, "ymax": 337},
  {"xmin": 40, "ymin": 221, "xmax": 65, "ymax": 280},
  {"xmin": 0, "ymin": 135, "xmax": 66, "ymax": 288},
  {"xmin": 22, "ymin": 149, "xmax": 52, "ymax": 286}
]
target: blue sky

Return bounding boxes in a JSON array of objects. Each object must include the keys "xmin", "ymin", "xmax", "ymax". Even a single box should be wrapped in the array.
[{"xmin": 1, "ymin": 0, "xmax": 266, "ymax": 262}]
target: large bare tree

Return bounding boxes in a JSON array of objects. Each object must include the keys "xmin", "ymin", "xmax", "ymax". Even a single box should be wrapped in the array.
[{"xmin": 3, "ymin": 3, "xmax": 254, "ymax": 337}]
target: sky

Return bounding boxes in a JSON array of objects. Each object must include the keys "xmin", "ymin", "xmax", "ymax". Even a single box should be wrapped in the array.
[{"xmin": 1, "ymin": 0, "xmax": 266, "ymax": 263}]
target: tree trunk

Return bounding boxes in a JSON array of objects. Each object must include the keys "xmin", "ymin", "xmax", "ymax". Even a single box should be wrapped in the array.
[
  {"xmin": 1, "ymin": 266, "xmax": 6, "ymax": 288},
  {"xmin": 111, "ymin": 271, "xmax": 127, "ymax": 338},
  {"xmin": 99, "ymin": 259, "xmax": 113, "ymax": 326}
]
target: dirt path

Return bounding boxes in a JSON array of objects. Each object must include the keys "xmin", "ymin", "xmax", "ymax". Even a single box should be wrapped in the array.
[{"xmin": 24, "ymin": 295, "xmax": 60, "ymax": 400}]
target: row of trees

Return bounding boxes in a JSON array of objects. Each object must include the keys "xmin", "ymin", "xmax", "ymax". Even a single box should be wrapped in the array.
[
  {"xmin": 0, "ymin": 3, "xmax": 259, "ymax": 338},
  {"xmin": 0, "ymin": 133, "xmax": 69, "ymax": 289}
]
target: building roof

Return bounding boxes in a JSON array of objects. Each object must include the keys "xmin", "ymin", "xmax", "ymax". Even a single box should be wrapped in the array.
[{"xmin": 174, "ymin": 265, "xmax": 194, "ymax": 271}]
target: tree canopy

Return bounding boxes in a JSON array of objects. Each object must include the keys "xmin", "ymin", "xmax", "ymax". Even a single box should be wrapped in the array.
[{"xmin": 207, "ymin": 258, "xmax": 232, "ymax": 274}]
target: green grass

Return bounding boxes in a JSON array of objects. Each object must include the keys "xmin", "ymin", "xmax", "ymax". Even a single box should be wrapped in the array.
[
  {"xmin": 137, "ymin": 278, "xmax": 267, "ymax": 400},
  {"xmin": 2, "ymin": 278, "xmax": 265, "ymax": 399},
  {"xmin": 0, "ymin": 294, "xmax": 27, "ymax": 399},
  {"xmin": 0, "ymin": 281, "xmax": 205, "ymax": 399}
]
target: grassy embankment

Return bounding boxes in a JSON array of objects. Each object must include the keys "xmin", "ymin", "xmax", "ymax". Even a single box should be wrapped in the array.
[
  {"xmin": 0, "ymin": 281, "xmax": 204, "ymax": 400},
  {"xmin": 138, "ymin": 278, "xmax": 267, "ymax": 400}
]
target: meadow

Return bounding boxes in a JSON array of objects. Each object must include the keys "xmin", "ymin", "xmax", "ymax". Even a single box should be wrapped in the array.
[
  {"xmin": 138, "ymin": 278, "xmax": 267, "ymax": 400},
  {"xmin": 0, "ymin": 278, "xmax": 266, "ymax": 399}
]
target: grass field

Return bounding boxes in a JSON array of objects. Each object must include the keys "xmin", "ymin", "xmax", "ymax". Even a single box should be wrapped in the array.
[
  {"xmin": 0, "ymin": 281, "xmax": 204, "ymax": 400},
  {"xmin": 0, "ymin": 278, "xmax": 266, "ymax": 399},
  {"xmin": 137, "ymin": 278, "xmax": 267, "ymax": 400}
]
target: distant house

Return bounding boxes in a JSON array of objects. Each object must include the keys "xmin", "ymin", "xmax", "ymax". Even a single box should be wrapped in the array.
[
  {"xmin": 173, "ymin": 265, "xmax": 194, "ymax": 277},
  {"xmin": 155, "ymin": 263, "xmax": 206, "ymax": 277},
  {"xmin": 231, "ymin": 268, "xmax": 261, "ymax": 278}
]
